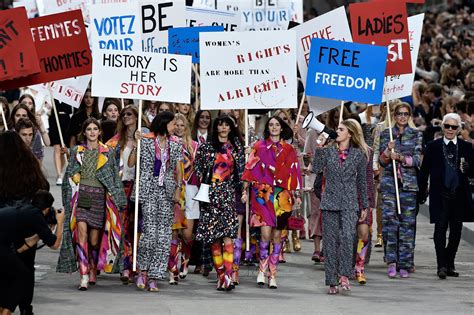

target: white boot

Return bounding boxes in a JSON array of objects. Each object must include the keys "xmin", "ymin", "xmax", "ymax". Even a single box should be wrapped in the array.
[
  {"xmin": 79, "ymin": 275, "xmax": 89, "ymax": 291},
  {"xmin": 257, "ymin": 271, "xmax": 266, "ymax": 286}
]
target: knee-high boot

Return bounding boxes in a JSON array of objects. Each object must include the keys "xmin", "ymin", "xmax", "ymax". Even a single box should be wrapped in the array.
[
  {"xmin": 210, "ymin": 243, "xmax": 224, "ymax": 290},
  {"xmin": 77, "ymin": 241, "xmax": 89, "ymax": 290},
  {"xmin": 232, "ymin": 238, "xmax": 243, "ymax": 284},
  {"xmin": 223, "ymin": 242, "xmax": 234, "ymax": 290},
  {"xmin": 268, "ymin": 242, "xmax": 282, "ymax": 288},
  {"xmin": 168, "ymin": 239, "xmax": 179, "ymax": 284},
  {"xmin": 257, "ymin": 241, "xmax": 270, "ymax": 285},
  {"xmin": 89, "ymin": 247, "xmax": 99, "ymax": 285},
  {"xmin": 180, "ymin": 239, "xmax": 192, "ymax": 279},
  {"xmin": 355, "ymin": 239, "xmax": 369, "ymax": 284}
]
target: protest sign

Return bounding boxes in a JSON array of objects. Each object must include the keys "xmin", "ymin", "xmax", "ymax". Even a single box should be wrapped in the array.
[
  {"xmin": 294, "ymin": 6, "xmax": 352, "ymax": 115},
  {"xmin": 200, "ymin": 30, "xmax": 297, "ymax": 110},
  {"xmin": 186, "ymin": 6, "xmax": 240, "ymax": 31},
  {"xmin": 373, "ymin": 0, "xmax": 425, "ymax": 4},
  {"xmin": 41, "ymin": 0, "xmax": 89, "ymax": 23},
  {"xmin": 382, "ymin": 14, "xmax": 424, "ymax": 102},
  {"xmin": 13, "ymin": 0, "xmax": 39, "ymax": 18},
  {"xmin": 350, "ymin": 1, "xmax": 411, "ymax": 76},
  {"xmin": 0, "ymin": 10, "xmax": 92, "ymax": 90},
  {"xmin": 30, "ymin": 74, "xmax": 91, "ymax": 108},
  {"xmin": 140, "ymin": 0, "xmax": 186, "ymax": 54},
  {"xmin": 240, "ymin": 0, "xmax": 303, "ymax": 31},
  {"xmin": 305, "ymin": 38, "xmax": 387, "ymax": 104},
  {"xmin": 0, "ymin": 7, "xmax": 40, "ymax": 82},
  {"xmin": 90, "ymin": 3, "xmax": 141, "ymax": 52},
  {"xmin": 169, "ymin": 26, "xmax": 223, "ymax": 63},
  {"xmin": 92, "ymin": 50, "xmax": 192, "ymax": 103}
]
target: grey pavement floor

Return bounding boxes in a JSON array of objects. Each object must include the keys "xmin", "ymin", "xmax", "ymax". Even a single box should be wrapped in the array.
[{"xmin": 31, "ymin": 148, "xmax": 474, "ymax": 314}]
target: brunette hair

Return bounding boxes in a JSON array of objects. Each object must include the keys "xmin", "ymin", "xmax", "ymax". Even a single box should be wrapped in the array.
[
  {"xmin": 101, "ymin": 98, "xmax": 122, "ymax": 120},
  {"xmin": 151, "ymin": 111, "xmax": 175, "ymax": 136},
  {"xmin": 191, "ymin": 110, "xmax": 212, "ymax": 140},
  {"xmin": 263, "ymin": 116, "xmax": 293, "ymax": 141},
  {"xmin": 0, "ymin": 131, "xmax": 49, "ymax": 199},
  {"xmin": 14, "ymin": 118, "xmax": 35, "ymax": 133},
  {"xmin": 79, "ymin": 118, "xmax": 102, "ymax": 143},
  {"xmin": 211, "ymin": 115, "xmax": 240, "ymax": 151},
  {"xmin": 8, "ymin": 103, "xmax": 38, "ymax": 130},
  {"xmin": 78, "ymin": 89, "xmax": 100, "ymax": 118},
  {"xmin": 18, "ymin": 93, "xmax": 36, "ymax": 111}
]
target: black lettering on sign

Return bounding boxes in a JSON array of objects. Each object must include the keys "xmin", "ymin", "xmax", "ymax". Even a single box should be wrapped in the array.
[{"xmin": 357, "ymin": 13, "xmax": 404, "ymax": 37}]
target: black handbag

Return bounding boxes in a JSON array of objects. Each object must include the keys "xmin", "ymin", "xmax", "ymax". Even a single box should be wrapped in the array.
[{"xmin": 77, "ymin": 193, "xmax": 92, "ymax": 209}]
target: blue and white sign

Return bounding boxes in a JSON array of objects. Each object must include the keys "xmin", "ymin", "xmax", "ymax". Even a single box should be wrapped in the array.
[
  {"xmin": 168, "ymin": 26, "xmax": 224, "ymax": 63},
  {"xmin": 305, "ymin": 38, "xmax": 387, "ymax": 104}
]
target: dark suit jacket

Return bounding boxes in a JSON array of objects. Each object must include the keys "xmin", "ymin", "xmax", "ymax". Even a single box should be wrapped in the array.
[{"xmin": 419, "ymin": 138, "xmax": 474, "ymax": 223}]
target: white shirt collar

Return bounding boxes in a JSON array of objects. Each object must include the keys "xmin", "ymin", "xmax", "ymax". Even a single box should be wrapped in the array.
[
  {"xmin": 198, "ymin": 131, "xmax": 207, "ymax": 142},
  {"xmin": 443, "ymin": 136, "xmax": 457, "ymax": 145}
]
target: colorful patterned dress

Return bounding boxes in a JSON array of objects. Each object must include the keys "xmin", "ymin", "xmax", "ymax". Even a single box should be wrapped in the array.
[
  {"xmin": 195, "ymin": 140, "xmax": 245, "ymax": 244},
  {"xmin": 242, "ymin": 139, "xmax": 302, "ymax": 230}
]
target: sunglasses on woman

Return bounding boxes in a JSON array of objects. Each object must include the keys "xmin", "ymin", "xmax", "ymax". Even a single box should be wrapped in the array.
[
  {"xmin": 121, "ymin": 112, "xmax": 133, "ymax": 117},
  {"xmin": 443, "ymin": 124, "xmax": 459, "ymax": 130},
  {"xmin": 396, "ymin": 112, "xmax": 410, "ymax": 117}
]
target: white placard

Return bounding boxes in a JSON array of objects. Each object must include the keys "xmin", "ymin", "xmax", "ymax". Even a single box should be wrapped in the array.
[
  {"xmin": 140, "ymin": 0, "xmax": 186, "ymax": 54},
  {"xmin": 13, "ymin": 0, "xmax": 39, "ymax": 18},
  {"xmin": 200, "ymin": 31, "xmax": 297, "ymax": 110},
  {"xmin": 240, "ymin": 0, "xmax": 303, "ymax": 31},
  {"xmin": 382, "ymin": 14, "xmax": 424, "ymax": 102},
  {"xmin": 30, "ymin": 75, "xmax": 91, "ymax": 108},
  {"xmin": 92, "ymin": 49, "xmax": 192, "ymax": 103},
  {"xmin": 186, "ymin": 6, "xmax": 240, "ymax": 31},
  {"xmin": 294, "ymin": 6, "xmax": 353, "ymax": 115},
  {"xmin": 90, "ymin": 3, "xmax": 141, "ymax": 52},
  {"xmin": 40, "ymin": 0, "xmax": 90, "ymax": 22}
]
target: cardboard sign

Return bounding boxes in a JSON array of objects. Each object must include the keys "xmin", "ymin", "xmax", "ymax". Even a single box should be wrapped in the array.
[
  {"xmin": 186, "ymin": 6, "xmax": 240, "ymax": 31},
  {"xmin": 305, "ymin": 39, "xmax": 387, "ymax": 104},
  {"xmin": 41, "ymin": 0, "xmax": 89, "ymax": 23},
  {"xmin": 90, "ymin": 3, "xmax": 141, "ymax": 52},
  {"xmin": 200, "ymin": 30, "xmax": 297, "ymax": 110},
  {"xmin": 168, "ymin": 26, "xmax": 223, "ymax": 63},
  {"xmin": 30, "ymin": 74, "xmax": 91, "ymax": 108},
  {"xmin": 1, "ymin": 10, "xmax": 92, "ymax": 90},
  {"xmin": 350, "ymin": 1, "xmax": 411, "ymax": 76},
  {"xmin": 92, "ymin": 50, "xmax": 192, "ymax": 103},
  {"xmin": 140, "ymin": 0, "xmax": 187, "ymax": 54},
  {"xmin": 13, "ymin": 0, "xmax": 39, "ymax": 18},
  {"xmin": 383, "ymin": 14, "xmax": 424, "ymax": 102},
  {"xmin": 240, "ymin": 0, "xmax": 303, "ymax": 31},
  {"xmin": 0, "ymin": 7, "xmax": 40, "ymax": 82},
  {"xmin": 294, "ymin": 6, "xmax": 352, "ymax": 115}
]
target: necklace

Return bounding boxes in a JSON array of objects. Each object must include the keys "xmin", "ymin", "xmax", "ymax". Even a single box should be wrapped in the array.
[{"xmin": 442, "ymin": 141, "xmax": 458, "ymax": 169}]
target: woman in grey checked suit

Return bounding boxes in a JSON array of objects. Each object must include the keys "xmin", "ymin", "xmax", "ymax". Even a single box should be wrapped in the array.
[{"xmin": 313, "ymin": 119, "xmax": 369, "ymax": 295}]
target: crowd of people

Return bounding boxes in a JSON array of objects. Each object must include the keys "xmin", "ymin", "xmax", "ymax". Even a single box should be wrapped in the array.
[{"xmin": 0, "ymin": 2, "xmax": 473, "ymax": 314}]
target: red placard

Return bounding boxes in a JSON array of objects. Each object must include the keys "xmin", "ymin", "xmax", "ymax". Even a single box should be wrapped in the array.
[
  {"xmin": 0, "ymin": 7, "xmax": 40, "ymax": 82},
  {"xmin": 0, "ymin": 10, "xmax": 91, "ymax": 90},
  {"xmin": 349, "ymin": 1, "xmax": 412, "ymax": 76}
]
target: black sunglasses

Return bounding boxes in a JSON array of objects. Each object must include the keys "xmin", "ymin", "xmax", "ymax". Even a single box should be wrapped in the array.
[
  {"xmin": 396, "ymin": 112, "xmax": 410, "ymax": 117},
  {"xmin": 443, "ymin": 123, "xmax": 459, "ymax": 130},
  {"xmin": 121, "ymin": 112, "xmax": 133, "ymax": 117}
]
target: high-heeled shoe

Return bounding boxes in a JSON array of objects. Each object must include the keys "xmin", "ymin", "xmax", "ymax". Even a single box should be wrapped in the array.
[
  {"xmin": 292, "ymin": 232, "xmax": 301, "ymax": 252},
  {"xmin": 375, "ymin": 234, "xmax": 383, "ymax": 248}
]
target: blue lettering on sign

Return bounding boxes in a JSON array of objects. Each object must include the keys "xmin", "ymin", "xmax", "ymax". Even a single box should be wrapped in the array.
[
  {"xmin": 93, "ymin": 15, "xmax": 136, "ymax": 51},
  {"xmin": 305, "ymin": 38, "xmax": 388, "ymax": 104}
]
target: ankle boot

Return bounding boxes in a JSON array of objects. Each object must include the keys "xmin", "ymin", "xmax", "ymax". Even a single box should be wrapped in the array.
[
  {"xmin": 292, "ymin": 231, "xmax": 301, "ymax": 252},
  {"xmin": 257, "ymin": 241, "xmax": 270, "ymax": 286},
  {"xmin": 232, "ymin": 238, "xmax": 243, "ymax": 285}
]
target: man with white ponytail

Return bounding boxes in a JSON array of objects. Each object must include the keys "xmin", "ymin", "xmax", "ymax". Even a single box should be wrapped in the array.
[{"xmin": 419, "ymin": 113, "xmax": 474, "ymax": 279}]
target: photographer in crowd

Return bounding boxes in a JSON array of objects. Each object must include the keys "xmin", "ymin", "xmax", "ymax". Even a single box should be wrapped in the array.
[{"xmin": 0, "ymin": 131, "xmax": 64, "ymax": 315}]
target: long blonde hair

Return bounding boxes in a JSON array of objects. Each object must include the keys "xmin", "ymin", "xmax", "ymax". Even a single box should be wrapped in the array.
[
  {"xmin": 342, "ymin": 118, "xmax": 369, "ymax": 159},
  {"xmin": 175, "ymin": 113, "xmax": 194, "ymax": 156}
]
